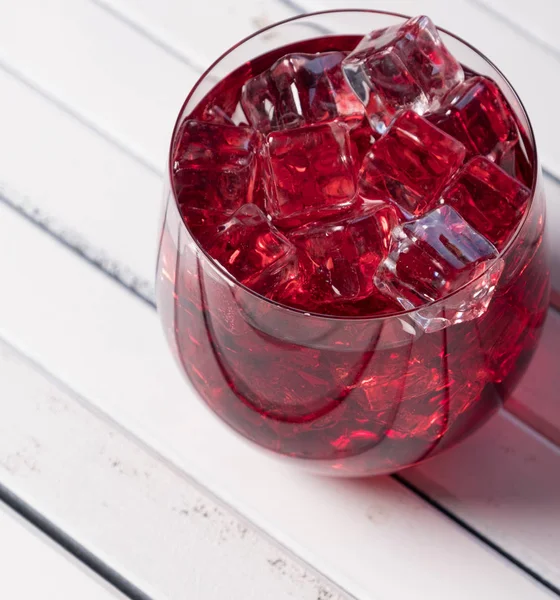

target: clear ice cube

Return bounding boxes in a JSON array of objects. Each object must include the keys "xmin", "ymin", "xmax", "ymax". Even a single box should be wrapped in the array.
[
  {"xmin": 427, "ymin": 76, "xmax": 517, "ymax": 160},
  {"xmin": 375, "ymin": 205, "xmax": 503, "ymax": 332},
  {"xmin": 173, "ymin": 119, "xmax": 259, "ymax": 213},
  {"xmin": 289, "ymin": 200, "xmax": 399, "ymax": 305},
  {"xmin": 343, "ymin": 15, "xmax": 464, "ymax": 133},
  {"xmin": 263, "ymin": 121, "xmax": 358, "ymax": 228},
  {"xmin": 206, "ymin": 204, "xmax": 297, "ymax": 295},
  {"xmin": 359, "ymin": 111, "xmax": 466, "ymax": 217},
  {"xmin": 241, "ymin": 51, "xmax": 364, "ymax": 133},
  {"xmin": 442, "ymin": 156, "xmax": 531, "ymax": 249}
]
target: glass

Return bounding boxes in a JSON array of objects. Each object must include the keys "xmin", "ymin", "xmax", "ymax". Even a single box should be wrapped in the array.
[{"xmin": 156, "ymin": 10, "xmax": 550, "ymax": 476}]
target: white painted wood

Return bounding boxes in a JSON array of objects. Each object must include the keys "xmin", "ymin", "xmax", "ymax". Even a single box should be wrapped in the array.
[
  {"xmin": 0, "ymin": 198, "xmax": 552, "ymax": 600},
  {"xmin": 0, "ymin": 0, "xmax": 198, "ymax": 171},
  {"xmin": 0, "ymin": 0, "xmax": 312, "ymax": 174},
  {"xmin": 409, "ymin": 410, "xmax": 560, "ymax": 585},
  {"xmin": 0, "ymin": 67, "xmax": 159, "ymax": 297},
  {"xmin": 476, "ymin": 0, "xmax": 560, "ymax": 56},
  {"xmin": 93, "ymin": 0, "xmax": 297, "ymax": 69},
  {"xmin": 0, "ymin": 339, "xmax": 347, "ymax": 600},
  {"xmin": 0, "ymin": 502, "xmax": 126, "ymax": 599},
  {"xmin": 291, "ymin": 0, "xmax": 560, "ymax": 180}
]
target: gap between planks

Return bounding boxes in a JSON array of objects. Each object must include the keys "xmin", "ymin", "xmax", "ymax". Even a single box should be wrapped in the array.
[{"xmin": 0, "ymin": 500, "xmax": 129, "ymax": 600}]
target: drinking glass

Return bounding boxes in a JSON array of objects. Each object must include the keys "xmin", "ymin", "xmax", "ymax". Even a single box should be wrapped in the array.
[{"xmin": 156, "ymin": 10, "xmax": 550, "ymax": 476}]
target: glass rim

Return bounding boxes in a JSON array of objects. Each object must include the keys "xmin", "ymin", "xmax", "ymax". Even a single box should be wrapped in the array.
[{"xmin": 167, "ymin": 8, "xmax": 539, "ymax": 322}]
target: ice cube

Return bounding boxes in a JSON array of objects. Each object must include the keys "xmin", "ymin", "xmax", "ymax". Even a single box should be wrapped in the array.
[
  {"xmin": 206, "ymin": 204, "xmax": 296, "ymax": 294},
  {"xmin": 350, "ymin": 116, "xmax": 378, "ymax": 165},
  {"xmin": 497, "ymin": 128, "xmax": 533, "ymax": 187},
  {"xmin": 427, "ymin": 76, "xmax": 517, "ymax": 160},
  {"xmin": 263, "ymin": 121, "xmax": 358, "ymax": 228},
  {"xmin": 173, "ymin": 120, "xmax": 259, "ymax": 213},
  {"xmin": 289, "ymin": 200, "xmax": 398, "ymax": 305},
  {"xmin": 202, "ymin": 102, "xmax": 249, "ymax": 127},
  {"xmin": 359, "ymin": 111, "xmax": 466, "ymax": 217},
  {"xmin": 180, "ymin": 205, "xmax": 226, "ymax": 246},
  {"xmin": 442, "ymin": 156, "xmax": 531, "ymax": 249},
  {"xmin": 241, "ymin": 51, "xmax": 364, "ymax": 133},
  {"xmin": 343, "ymin": 15, "xmax": 464, "ymax": 133},
  {"xmin": 375, "ymin": 205, "xmax": 503, "ymax": 331}
]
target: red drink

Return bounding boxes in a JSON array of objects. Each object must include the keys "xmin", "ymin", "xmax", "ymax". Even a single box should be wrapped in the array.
[{"xmin": 157, "ymin": 14, "xmax": 549, "ymax": 475}]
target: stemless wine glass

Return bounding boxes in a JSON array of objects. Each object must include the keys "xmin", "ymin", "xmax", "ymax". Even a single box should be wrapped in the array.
[{"xmin": 156, "ymin": 10, "xmax": 550, "ymax": 476}]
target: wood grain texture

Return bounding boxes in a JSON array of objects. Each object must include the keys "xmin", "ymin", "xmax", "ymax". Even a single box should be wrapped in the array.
[{"xmin": 0, "ymin": 201, "xmax": 552, "ymax": 600}]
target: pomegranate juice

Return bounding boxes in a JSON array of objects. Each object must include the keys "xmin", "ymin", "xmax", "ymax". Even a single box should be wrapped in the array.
[{"xmin": 157, "ymin": 27, "xmax": 549, "ymax": 475}]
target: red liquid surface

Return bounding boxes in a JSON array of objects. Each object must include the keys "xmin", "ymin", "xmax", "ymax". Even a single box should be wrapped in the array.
[{"xmin": 157, "ymin": 34, "xmax": 550, "ymax": 475}]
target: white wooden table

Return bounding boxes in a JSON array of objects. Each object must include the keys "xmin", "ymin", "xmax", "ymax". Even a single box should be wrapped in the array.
[{"xmin": 0, "ymin": 1, "xmax": 559, "ymax": 598}]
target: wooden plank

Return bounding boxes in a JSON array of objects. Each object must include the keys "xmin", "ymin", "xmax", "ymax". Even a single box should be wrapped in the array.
[
  {"xmin": 0, "ymin": 0, "xmax": 198, "ymax": 170},
  {"xmin": 475, "ymin": 0, "xmax": 560, "ymax": 56},
  {"xmin": 0, "ymin": 67, "xmax": 159, "ymax": 297},
  {"xmin": 0, "ymin": 502, "xmax": 126, "ymax": 600},
  {"xmin": 0, "ymin": 339, "xmax": 347, "ymax": 600},
  {"xmin": 0, "ymin": 199, "xmax": 551, "ymax": 600},
  {"xmin": 408, "ymin": 410, "xmax": 560, "ymax": 586},
  {"xmin": 92, "ymin": 0, "xmax": 297, "ymax": 68}
]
